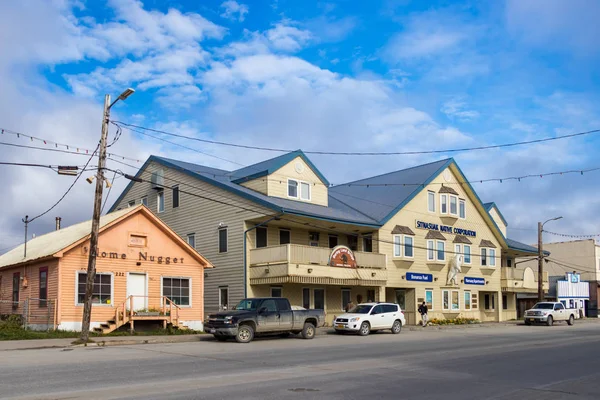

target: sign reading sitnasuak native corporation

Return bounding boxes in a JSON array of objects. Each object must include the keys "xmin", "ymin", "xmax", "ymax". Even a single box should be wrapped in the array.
[
  {"xmin": 415, "ymin": 220, "xmax": 477, "ymax": 237},
  {"xmin": 329, "ymin": 245, "xmax": 357, "ymax": 268}
]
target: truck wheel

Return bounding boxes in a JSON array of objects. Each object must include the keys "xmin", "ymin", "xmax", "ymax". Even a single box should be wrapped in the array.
[
  {"xmin": 391, "ymin": 320, "xmax": 402, "ymax": 334},
  {"xmin": 546, "ymin": 316, "xmax": 553, "ymax": 327},
  {"xmin": 236, "ymin": 324, "xmax": 254, "ymax": 343},
  {"xmin": 568, "ymin": 315, "xmax": 574, "ymax": 326},
  {"xmin": 301, "ymin": 322, "xmax": 316, "ymax": 339},
  {"xmin": 215, "ymin": 335, "xmax": 228, "ymax": 342},
  {"xmin": 359, "ymin": 322, "xmax": 370, "ymax": 336}
]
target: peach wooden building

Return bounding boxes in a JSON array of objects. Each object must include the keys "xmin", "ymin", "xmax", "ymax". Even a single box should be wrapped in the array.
[{"xmin": 0, "ymin": 205, "xmax": 213, "ymax": 332}]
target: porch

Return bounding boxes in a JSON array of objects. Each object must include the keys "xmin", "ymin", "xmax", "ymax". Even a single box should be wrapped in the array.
[{"xmin": 501, "ymin": 266, "xmax": 548, "ymax": 293}]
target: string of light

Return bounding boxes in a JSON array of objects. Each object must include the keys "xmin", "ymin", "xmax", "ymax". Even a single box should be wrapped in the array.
[
  {"xmin": 113, "ymin": 121, "xmax": 600, "ymax": 156},
  {"xmin": 0, "ymin": 127, "xmax": 141, "ymax": 163},
  {"xmin": 544, "ymin": 230, "xmax": 600, "ymax": 239}
]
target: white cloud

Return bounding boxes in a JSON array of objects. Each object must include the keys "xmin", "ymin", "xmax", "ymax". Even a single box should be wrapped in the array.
[
  {"xmin": 265, "ymin": 22, "xmax": 313, "ymax": 52},
  {"xmin": 441, "ymin": 98, "xmax": 479, "ymax": 121},
  {"xmin": 220, "ymin": 1, "xmax": 249, "ymax": 22},
  {"xmin": 306, "ymin": 16, "xmax": 358, "ymax": 43}
]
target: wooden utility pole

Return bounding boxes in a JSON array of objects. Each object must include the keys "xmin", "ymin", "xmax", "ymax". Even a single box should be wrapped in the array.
[
  {"xmin": 537, "ymin": 221, "xmax": 544, "ymax": 303},
  {"xmin": 80, "ymin": 94, "xmax": 110, "ymax": 342}
]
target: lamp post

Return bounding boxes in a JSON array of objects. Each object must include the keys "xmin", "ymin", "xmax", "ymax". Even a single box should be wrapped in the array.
[
  {"xmin": 80, "ymin": 88, "xmax": 134, "ymax": 342},
  {"xmin": 537, "ymin": 216, "xmax": 562, "ymax": 302}
]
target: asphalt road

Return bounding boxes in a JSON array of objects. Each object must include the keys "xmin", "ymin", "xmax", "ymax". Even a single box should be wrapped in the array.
[{"xmin": 1, "ymin": 323, "xmax": 600, "ymax": 400}]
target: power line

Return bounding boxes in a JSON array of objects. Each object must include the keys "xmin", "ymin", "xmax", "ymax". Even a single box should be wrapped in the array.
[
  {"xmin": 114, "ymin": 121, "xmax": 600, "ymax": 156},
  {"xmin": 0, "ymin": 127, "xmax": 141, "ymax": 163}
]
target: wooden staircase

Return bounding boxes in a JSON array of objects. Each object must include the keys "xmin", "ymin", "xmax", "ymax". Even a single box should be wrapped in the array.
[{"xmin": 93, "ymin": 295, "xmax": 184, "ymax": 334}]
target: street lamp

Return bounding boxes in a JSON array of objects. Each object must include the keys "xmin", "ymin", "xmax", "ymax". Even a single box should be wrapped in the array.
[
  {"xmin": 537, "ymin": 216, "xmax": 562, "ymax": 302},
  {"xmin": 80, "ymin": 88, "xmax": 135, "ymax": 343}
]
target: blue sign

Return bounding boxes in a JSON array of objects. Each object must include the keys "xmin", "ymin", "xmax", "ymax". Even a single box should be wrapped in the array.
[
  {"xmin": 464, "ymin": 276, "xmax": 485, "ymax": 285},
  {"xmin": 415, "ymin": 220, "xmax": 476, "ymax": 237},
  {"xmin": 406, "ymin": 272, "xmax": 433, "ymax": 282}
]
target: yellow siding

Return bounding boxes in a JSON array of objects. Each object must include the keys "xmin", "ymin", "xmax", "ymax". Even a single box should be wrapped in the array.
[
  {"xmin": 266, "ymin": 156, "xmax": 328, "ymax": 206},
  {"xmin": 487, "ymin": 207, "xmax": 507, "ymax": 237},
  {"xmin": 240, "ymin": 178, "xmax": 268, "ymax": 195}
]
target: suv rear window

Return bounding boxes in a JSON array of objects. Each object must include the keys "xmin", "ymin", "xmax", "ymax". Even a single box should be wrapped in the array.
[{"xmin": 383, "ymin": 304, "xmax": 398, "ymax": 313}]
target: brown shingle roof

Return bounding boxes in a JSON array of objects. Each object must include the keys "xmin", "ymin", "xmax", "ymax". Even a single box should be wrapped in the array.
[
  {"xmin": 425, "ymin": 231, "xmax": 447, "ymax": 240},
  {"xmin": 480, "ymin": 239, "xmax": 497, "ymax": 248},
  {"xmin": 391, "ymin": 225, "xmax": 415, "ymax": 235},
  {"xmin": 453, "ymin": 235, "xmax": 473, "ymax": 244},
  {"xmin": 438, "ymin": 185, "xmax": 459, "ymax": 195}
]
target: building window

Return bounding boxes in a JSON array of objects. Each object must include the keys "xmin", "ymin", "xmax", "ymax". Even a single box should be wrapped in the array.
[
  {"xmin": 502, "ymin": 294, "xmax": 508, "ymax": 310},
  {"xmin": 425, "ymin": 289, "xmax": 433, "ymax": 310},
  {"xmin": 428, "ymin": 191, "xmax": 436, "ymax": 212},
  {"xmin": 288, "ymin": 179, "xmax": 298, "ymax": 198},
  {"xmin": 393, "ymin": 235, "xmax": 402, "ymax": 257},
  {"xmin": 427, "ymin": 240, "xmax": 435, "ymax": 261},
  {"xmin": 484, "ymin": 294, "xmax": 495, "ymax": 310},
  {"xmin": 256, "ymin": 227, "xmax": 268, "ymax": 248},
  {"xmin": 39, "ymin": 267, "xmax": 48, "ymax": 307},
  {"xmin": 481, "ymin": 248, "xmax": 487, "ymax": 266},
  {"xmin": 440, "ymin": 194, "xmax": 448, "ymax": 214},
  {"xmin": 459, "ymin": 199, "xmax": 466, "ymax": 219},
  {"xmin": 157, "ymin": 190, "xmax": 165, "ymax": 213},
  {"xmin": 464, "ymin": 245, "xmax": 471, "ymax": 264},
  {"xmin": 443, "ymin": 290, "xmax": 459, "ymax": 311},
  {"xmin": 450, "ymin": 195, "xmax": 458, "ymax": 216},
  {"xmin": 128, "ymin": 200, "xmax": 135, "ymax": 207},
  {"xmin": 328, "ymin": 235, "xmax": 338, "ymax": 249},
  {"xmin": 77, "ymin": 272, "xmax": 112, "ymax": 305},
  {"xmin": 12, "ymin": 272, "xmax": 20, "ymax": 309},
  {"xmin": 341, "ymin": 288, "xmax": 351, "ymax": 310},
  {"xmin": 464, "ymin": 291, "xmax": 471, "ymax": 310},
  {"xmin": 313, "ymin": 289, "xmax": 325, "ymax": 310},
  {"xmin": 489, "ymin": 249, "xmax": 496, "ymax": 266},
  {"xmin": 186, "ymin": 233, "xmax": 195, "ymax": 248},
  {"xmin": 309, "ymin": 232, "xmax": 320, "ymax": 247},
  {"xmin": 302, "ymin": 288, "xmax": 310, "ymax": 309},
  {"xmin": 363, "ymin": 235, "xmax": 373, "ymax": 252},
  {"xmin": 218, "ymin": 228, "xmax": 228, "ymax": 253},
  {"xmin": 300, "ymin": 182, "xmax": 311, "ymax": 201},
  {"xmin": 271, "ymin": 287, "xmax": 282, "ymax": 297},
  {"xmin": 347, "ymin": 235, "xmax": 358, "ymax": 251},
  {"xmin": 172, "ymin": 185, "xmax": 180, "ymax": 208},
  {"xmin": 506, "ymin": 258, "xmax": 513, "ymax": 268},
  {"xmin": 279, "ymin": 229, "xmax": 291, "ymax": 245},
  {"xmin": 437, "ymin": 241, "xmax": 445, "ymax": 261},
  {"xmin": 404, "ymin": 236, "xmax": 414, "ymax": 258},
  {"xmin": 162, "ymin": 278, "xmax": 190, "ymax": 306},
  {"xmin": 219, "ymin": 287, "xmax": 229, "ymax": 310},
  {"xmin": 141, "ymin": 196, "xmax": 148, "ymax": 206},
  {"xmin": 455, "ymin": 244, "xmax": 461, "ymax": 260},
  {"xmin": 367, "ymin": 289, "xmax": 376, "ymax": 302}
]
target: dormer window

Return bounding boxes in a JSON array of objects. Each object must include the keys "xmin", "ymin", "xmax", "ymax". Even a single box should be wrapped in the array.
[{"xmin": 288, "ymin": 179, "xmax": 311, "ymax": 201}]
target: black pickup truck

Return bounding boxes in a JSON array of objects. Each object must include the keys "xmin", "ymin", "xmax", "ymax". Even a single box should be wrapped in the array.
[{"xmin": 204, "ymin": 297, "xmax": 326, "ymax": 343}]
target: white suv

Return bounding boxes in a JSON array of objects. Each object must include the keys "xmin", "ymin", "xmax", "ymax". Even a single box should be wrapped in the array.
[
  {"xmin": 524, "ymin": 302, "xmax": 576, "ymax": 326},
  {"xmin": 334, "ymin": 303, "xmax": 405, "ymax": 336}
]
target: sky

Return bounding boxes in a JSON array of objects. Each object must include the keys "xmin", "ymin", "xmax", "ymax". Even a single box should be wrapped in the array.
[{"xmin": 1, "ymin": 0, "xmax": 599, "ymax": 254}]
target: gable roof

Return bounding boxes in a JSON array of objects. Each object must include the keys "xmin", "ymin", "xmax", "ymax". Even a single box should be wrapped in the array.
[
  {"xmin": 483, "ymin": 202, "xmax": 508, "ymax": 226},
  {"xmin": 0, "ymin": 205, "xmax": 212, "ymax": 269},
  {"xmin": 229, "ymin": 150, "xmax": 330, "ymax": 186},
  {"xmin": 506, "ymin": 237, "xmax": 550, "ymax": 256}
]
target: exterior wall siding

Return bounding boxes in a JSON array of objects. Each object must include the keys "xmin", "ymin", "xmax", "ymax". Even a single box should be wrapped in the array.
[
  {"xmin": 267, "ymin": 156, "xmax": 328, "ymax": 206},
  {"xmin": 487, "ymin": 207, "xmax": 507, "ymax": 237},
  {"xmin": 240, "ymin": 178, "xmax": 268, "ymax": 195},
  {"xmin": 113, "ymin": 161, "xmax": 272, "ymax": 314}
]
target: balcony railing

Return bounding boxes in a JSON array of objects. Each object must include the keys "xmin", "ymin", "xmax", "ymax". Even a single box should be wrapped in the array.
[
  {"xmin": 501, "ymin": 266, "xmax": 548, "ymax": 293},
  {"xmin": 249, "ymin": 244, "xmax": 386, "ymax": 269}
]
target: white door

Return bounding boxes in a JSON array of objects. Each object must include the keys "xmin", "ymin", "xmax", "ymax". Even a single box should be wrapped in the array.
[{"xmin": 127, "ymin": 273, "xmax": 147, "ymax": 311}]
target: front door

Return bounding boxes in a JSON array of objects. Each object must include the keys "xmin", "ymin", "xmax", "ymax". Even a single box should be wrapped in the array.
[
  {"xmin": 395, "ymin": 290, "xmax": 406, "ymax": 310},
  {"xmin": 127, "ymin": 273, "xmax": 147, "ymax": 311},
  {"xmin": 256, "ymin": 299, "xmax": 280, "ymax": 332}
]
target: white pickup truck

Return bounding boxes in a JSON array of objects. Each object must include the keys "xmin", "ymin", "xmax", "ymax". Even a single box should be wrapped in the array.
[{"xmin": 524, "ymin": 302, "xmax": 576, "ymax": 326}]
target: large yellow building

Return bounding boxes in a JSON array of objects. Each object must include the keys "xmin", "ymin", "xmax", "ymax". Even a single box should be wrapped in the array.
[{"xmin": 111, "ymin": 151, "xmax": 548, "ymax": 325}]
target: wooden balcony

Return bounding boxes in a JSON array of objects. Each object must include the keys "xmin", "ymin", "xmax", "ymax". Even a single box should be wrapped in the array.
[
  {"xmin": 501, "ymin": 267, "xmax": 549, "ymax": 293},
  {"xmin": 249, "ymin": 244, "xmax": 387, "ymax": 286}
]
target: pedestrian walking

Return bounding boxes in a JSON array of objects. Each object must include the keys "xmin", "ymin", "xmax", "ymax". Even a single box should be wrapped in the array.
[{"xmin": 418, "ymin": 301, "xmax": 428, "ymax": 327}]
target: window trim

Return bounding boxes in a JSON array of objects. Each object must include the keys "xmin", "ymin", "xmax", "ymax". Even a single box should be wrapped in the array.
[
  {"xmin": 300, "ymin": 181, "xmax": 311, "ymax": 201},
  {"xmin": 161, "ymin": 276, "xmax": 192, "ymax": 308},
  {"xmin": 270, "ymin": 286, "xmax": 283, "ymax": 298},
  {"xmin": 218, "ymin": 286, "xmax": 229, "ymax": 311},
  {"xmin": 440, "ymin": 194, "xmax": 448, "ymax": 215},
  {"xmin": 464, "ymin": 290, "xmax": 471, "ymax": 311},
  {"xmin": 362, "ymin": 235, "xmax": 373, "ymax": 253},
  {"xmin": 302, "ymin": 287, "xmax": 311, "ymax": 309},
  {"xmin": 464, "ymin": 245, "xmax": 471, "ymax": 264},
  {"xmin": 75, "ymin": 271, "xmax": 114, "ymax": 307},
  {"xmin": 427, "ymin": 191, "xmax": 436, "ymax": 213},
  {"xmin": 459, "ymin": 198, "xmax": 466, "ymax": 219},
  {"xmin": 157, "ymin": 190, "xmax": 165, "ymax": 213},
  {"xmin": 481, "ymin": 248, "xmax": 487, "ymax": 266},
  {"xmin": 218, "ymin": 228, "xmax": 228, "ymax": 254},
  {"xmin": 287, "ymin": 179, "xmax": 299, "ymax": 199},
  {"xmin": 481, "ymin": 247, "xmax": 496, "ymax": 267},
  {"xmin": 172, "ymin": 185, "xmax": 180, "ymax": 208},
  {"xmin": 328, "ymin": 234, "xmax": 338, "ymax": 249},
  {"xmin": 341, "ymin": 288, "xmax": 351, "ymax": 310},
  {"xmin": 449, "ymin": 195, "xmax": 458, "ymax": 216},
  {"xmin": 127, "ymin": 200, "xmax": 136, "ymax": 208},
  {"xmin": 39, "ymin": 267, "xmax": 48, "ymax": 308},
  {"xmin": 425, "ymin": 289, "xmax": 433, "ymax": 311},
  {"xmin": 186, "ymin": 233, "xmax": 195, "ymax": 248},
  {"xmin": 489, "ymin": 248, "xmax": 496, "ymax": 267},
  {"xmin": 436, "ymin": 240, "xmax": 445, "ymax": 262},
  {"xmin": 287, "ymin": 178, "xmax": 312, "ymax": 201},
  {"xmin": 404, "ymin": 235, "xmax": 414, "ymax": 258},
  {"xmin": 141, "ymin": 196, "xmax": 148, "ymax": 206},
  {"xmin": 279, "ymin": 228, "xmax": 291, "ymax": 245},
  {"xmin": 393, "ymin": 234, "xmax": 402, "ymax": 258},
  {"xmin": 313, "ymin": 287, "xmax": 326, "ymax": 310},
  {"xmin": 455, "ymin": 244, "xmax": 461, "ymax": 260},
  {"xmin": 256, "ymin": 226, "xmax": 268, "ymax": 248},
  {"xmin": 442, "ymin": 289, "xmax": 460, "ymax": 311},
  {"xmin": 427, "ymin": 240, "xmax": 435, "ymax": 261}
]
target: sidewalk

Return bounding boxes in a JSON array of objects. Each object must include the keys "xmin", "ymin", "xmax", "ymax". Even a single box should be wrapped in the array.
[{"xmin": 2, "ymin": 318, "xmax": 598, "ymax": 351}]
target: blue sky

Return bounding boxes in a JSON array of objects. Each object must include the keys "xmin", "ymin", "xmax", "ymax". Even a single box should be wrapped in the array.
[{"xmin": 1, "ymin": 0, "xmax": 599, "ymax": 253}]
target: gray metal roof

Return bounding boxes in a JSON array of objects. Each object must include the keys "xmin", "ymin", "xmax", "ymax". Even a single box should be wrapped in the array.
[{"xmin": 505, "ymin": 237, "xmax": 550, "ymax": 256}]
